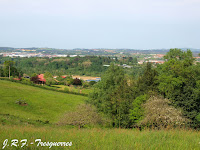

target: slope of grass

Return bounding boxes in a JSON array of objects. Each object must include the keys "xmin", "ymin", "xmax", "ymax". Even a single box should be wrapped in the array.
[
  {"xmin": 0, "ymin": 80, "xmax": 86, "ymax": 125},
  {"xmin": 53, "ymin": 85, "xmax": 93, "ymax": 95},
  {"xmin": 0, "ymin": 125, "xmax": 200, "ymax": 150}
]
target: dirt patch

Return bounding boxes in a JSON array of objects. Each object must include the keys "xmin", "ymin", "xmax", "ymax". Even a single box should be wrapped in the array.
[{"xmin": 72, "ymin": 75, "xmax": 100, "ymax": 81}]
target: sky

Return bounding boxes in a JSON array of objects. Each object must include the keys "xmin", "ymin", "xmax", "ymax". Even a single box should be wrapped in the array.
[{"xmin": 0, "ymin": 0, "xmax": 200, "ymax": 49}]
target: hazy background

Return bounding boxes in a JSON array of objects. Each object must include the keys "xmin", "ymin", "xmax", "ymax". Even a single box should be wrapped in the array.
[{"xmin": 0, "ymin": 0, "xmax": 200, "ymax": 49}]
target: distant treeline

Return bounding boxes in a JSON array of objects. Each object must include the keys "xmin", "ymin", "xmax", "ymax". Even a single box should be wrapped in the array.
[{"xmin": 0, "ymin": 56, "xmax": 139, "ymax": 77}]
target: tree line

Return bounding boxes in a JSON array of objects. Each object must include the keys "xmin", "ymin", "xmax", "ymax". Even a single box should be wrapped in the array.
[{"xmin": 0, "ymin": 56, "xmax": 138, "ymax": 77}]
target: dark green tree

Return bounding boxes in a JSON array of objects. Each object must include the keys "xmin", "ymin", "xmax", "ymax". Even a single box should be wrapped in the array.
[
  {"xmin": 157, "ymin": 49, "xmax": 200, "ymax": 125},
  {"xmin": 88, "ymin": 64, "xmax": 134, "ymax": 128},
  {"xmin": 136, "ymin": 62, "xmax": 157, "ymax": 95},
  {"xmin": 3, "ymin": 61, "xmax": 20, "ymax": 77}
]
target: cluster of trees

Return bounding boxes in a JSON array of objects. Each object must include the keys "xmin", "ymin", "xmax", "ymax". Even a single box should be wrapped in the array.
[
  {"xmin": 0, "ymin": 61, "xmax": 22, "ymax": 78},
  {"xmin": 88, "ymin": 49, "xmax": 200, "ymax": 129},
  {"xmin": 0, "ymin": 56, "xmax": 139, "ymax": 77}
]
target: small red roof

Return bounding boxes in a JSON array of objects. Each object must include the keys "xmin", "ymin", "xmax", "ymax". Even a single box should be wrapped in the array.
[{"xmin": 37, "ymin": 74, "xmax": 46, "ymax": 82}]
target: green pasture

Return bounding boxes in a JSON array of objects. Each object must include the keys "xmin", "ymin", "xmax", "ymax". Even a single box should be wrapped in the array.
[
  {"xmin": 0, "ymin": 125, "xmax": 199, "ymax": 150},
  {"xmin": 0, "ymin": 80, "xmax": 85, "ymax": 125},
  {"xmin": 52, "ymin": 85, "xmax": 93, "ymax": 95}
]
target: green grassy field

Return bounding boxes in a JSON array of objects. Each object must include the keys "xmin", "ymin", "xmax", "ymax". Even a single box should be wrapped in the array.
[
  {"xmin": 0, "ymin": 80, "xmax": 86, "ymax": 125},
  {"xmin": 0, "ymin": 125, "xmax": 200, "ymax": 150},
  {"xmin": 52, "ymin": 85, "xmax": 93, "ymax": 95}
]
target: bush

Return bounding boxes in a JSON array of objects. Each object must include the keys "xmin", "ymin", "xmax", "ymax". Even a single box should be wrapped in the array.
[
  {"xmin": 64, "ymin": 87, "xmax": 69, "ymax": 93},
  {"xmin": 15, "ymin": 98, "xmax": 27, "ymax": 105},
  {"xmin": 89, "ymin": 81, "xmax": 96, "ymax": 86},
  {"xmin": 21, "ymin": 78, "xmax": 32, "ymax": 85},
  {"xmin": 138, "ymin": 96, "xmax": 190, "ymax": 129},
  {"xmin": 58, "ymin": 104, "xmax": 102, "ymax": 128},
  {"xmin": 82, "ymin": 82, "xmax": 89, "ymax": 88},
  {"xmin": 196, "ymin": 113, "xmax": 200, "ymax": 123},
  {"xmin": 72, "ymin": 78, "xmax": 82, "ymax": 86},
  {"xmin": 46, "ymin": 78, "xmax": 57, "ymax": 86}
]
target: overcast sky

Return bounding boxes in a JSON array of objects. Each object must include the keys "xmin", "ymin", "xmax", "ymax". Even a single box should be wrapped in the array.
[{"xmin": 0, "ymin": 0, "xmax": 200, "ymax": 49}]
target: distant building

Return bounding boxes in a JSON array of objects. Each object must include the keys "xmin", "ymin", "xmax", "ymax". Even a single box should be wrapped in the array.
[
  {"xmin": 31, "ymin": 74, "xmax": 46, "ymax": 84},
  {"xmin": 138, "ymin": 60, "xmax": 165, "ymax": 64},
  {"xmin": 154, "ymin": 54, "xmax": 165, "ymax": 58},
  {"xmin": 37, "ymin": 74, "xmax": 46, "ymax": 83},
  {"xmin": 147, "ymin": 60, "xmax": 165, "ymax": 64},
  {"xmin": 122, "ymin": 64, "xmax": 132, "ymax": 68},
  {"xmin": 103, "ymin": 65, "xmax": 110, "ymax": 67},
  {"xmin": 138, "ymin": 61, "xmax": 144, "ymax": 64},
  {"xmin": 69, "ymin": 55, "xmax": 77, "ymax": 57},
  {"xmin": 86, "ymin": 78, "xmax": 101, "ymax": 82}
]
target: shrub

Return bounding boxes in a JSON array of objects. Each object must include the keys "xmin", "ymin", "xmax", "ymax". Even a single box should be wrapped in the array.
[
  {"xmin": 45, "ymin": 78, "xmax": 57, "ymax": 86},
  {"xmin": 138, "ymin": 96, "xmax": 190, "ymax": 129},
  {"xmin": 21, "ymin": 78, "xmax": 32, "ymax": 85},
  {"xmin": 64, "ymin": 87, "xmax": 69, "ymax": 93},
  {"xmin": 82, "ymin": 82, "xmax": 89, "ymax": 88},
  {"xmin": 196, "ymin": 113, "xmax": 200, "ymax": 123},
  {"xmin": 72, "ymin": 78, "xmax": 82, "ymax": 86},
  {"xmin": 15, "ymin": 98, "xmax": 27, "ymax": 106},
  {"xmin": 89, "ymin": 81, "xmax": 96, "ymax": 86},
  {"xmin": 58, "ymin": 104, "xmax": 102, "ymax": 128}
]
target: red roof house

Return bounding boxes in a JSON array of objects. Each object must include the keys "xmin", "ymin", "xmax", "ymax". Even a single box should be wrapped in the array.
[{"xmin": 37, "ymin": 74, "xmax": 46, "ymax": 82}]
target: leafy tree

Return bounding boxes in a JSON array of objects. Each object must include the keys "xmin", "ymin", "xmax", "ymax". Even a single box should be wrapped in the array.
[
  {"xmin": 0, "ymin": 68, "xmax": 4, "ymax": 77},
  {"xmin": 82, "ymin": 60, "xmax": 92, "ymax": 68},
  {"xmin": 3, "ymin": 61, "xmax": 19, "ymax": 77},
  {"xmin": 89, "ymin": 81, "xmax": 96, "ymax": 86},
  {"xmin": 72, "ymin": 78, "xmax": 82, "ymax": 85},
  {"xmin": 164, "ymin": 48, "xmax": 194, "ymax": 66},
  {"xmin": 88, "ymin": 63, "xmax": 134, "ymax": 127},
  {"xmin": 65, "ymin": 76, "xmax": 74, "ymax": 85},
  {"xmin": 44, "ymin": 71, "xmax": 53, "ymax": 79},
  {"xmin": 31, "ymin": 73, "xmax": 37, "ymax": 77},
  {"xmin": 138, "ymin": 96, "xmax": 190, "ymax": 129},
  {"xmin": 157, "ymin": 49, "xmax": 200, "ymax": 124},
  {"xmin": 136, "ymin": 62, "xmax": 157, "ymax": 94},
  {"xmin": 82, "ymin": 82, "xmax": 89, "ymax": 88},
  {"xmin": 45, "ymin": 78, "xmax": 57, "ymax": 86},
  {"xmin": 129, "ymin": 94, "xmax": 147, "ymax": 124},
  {"xmin": 132, "ymin": 57, "xmax": 138, "ymax": 64},
  {"xmin": 30, "ymin": 76, "xmax": 39, "ymax": 84},
  {"xmin": 58, "ymin": 104, "xmax": 102, "ymax": 128}
]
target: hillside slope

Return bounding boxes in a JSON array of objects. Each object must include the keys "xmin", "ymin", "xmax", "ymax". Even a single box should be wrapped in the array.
[{"xmin": 0, "ymin": 80, "xmax": 85, "ymax": 125}]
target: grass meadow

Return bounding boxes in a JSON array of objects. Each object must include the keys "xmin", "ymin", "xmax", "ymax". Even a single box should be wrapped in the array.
[
  {"xmin": 52, "ymin": 85, "xmax": 93, "ymax": 95},
  {"xmin": 0, "ymin": 125, "xmax": 200, "ymax": 150},
  {"xmin": 0, "ymin": 80, "xmax": 85, "ymax": 125}
]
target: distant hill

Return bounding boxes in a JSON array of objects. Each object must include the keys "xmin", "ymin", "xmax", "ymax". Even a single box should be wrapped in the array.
[
  {"xmin": 0, "ymin": 47, "xmax": 199, "ymax": 55},
  {"xmin": 0, "ymin": 47, "xmax": 15, "ymax": 51}
]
